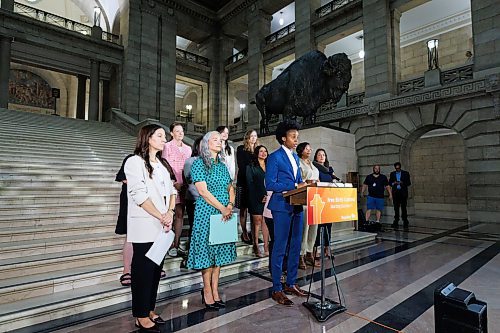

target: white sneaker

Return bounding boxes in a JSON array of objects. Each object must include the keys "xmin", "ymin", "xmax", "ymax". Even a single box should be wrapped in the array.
[{"xmin": 168, "ymin": 248, "xmax": 178, "ymax": 257}]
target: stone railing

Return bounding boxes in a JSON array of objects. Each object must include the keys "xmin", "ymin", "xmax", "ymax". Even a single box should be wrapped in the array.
[
  {"xmin": 11, "ymin": 2, "xmax": 120, "ymax": 44},
  {"xmin": 398, "ymin": 64, "xmax": 474, "ymax": 94},
  {"xmin": 175, "ymin": 48, "xmax": 209, "ymax": 66},
  {"xmin": 347, "ymin": 92, "xmax": 364, "ymax": 106},
  {"xmin": 441, "ymin": 64, "xmax": 473, "ymax": 84},
  {"xmin": 316, "ymin": 0, "xmax": 356, "ymax": 18},
  {"xmin": 226, "ymin": 48, "xmax": 248, "ymax": 65},
  {"xmin": 265, "ymin": 22, "xmax": 296, "ymax": 45},
  {"xmin": 398, "ymin": 77, "xmax": 425, "ymax": 94}
]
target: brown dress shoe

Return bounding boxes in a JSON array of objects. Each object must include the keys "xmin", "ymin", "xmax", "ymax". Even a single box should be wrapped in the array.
[
  {"xmin": 298, "ymin": 255, "xmax": 307, "ymax": 270},
  {"xmin": 271, "ymin": 291, "xmax": 294, "ymax": 306},
  {"xmin": 284, "ymin": 284, "xmax": 309, "ymax": 297},
  {"xmin": 305, "ymin": 254, "xmax": 320, "ymax": 267}
]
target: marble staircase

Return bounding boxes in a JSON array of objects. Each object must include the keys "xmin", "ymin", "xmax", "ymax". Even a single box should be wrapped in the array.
[{"xmin": 0, "ymin": 109, "xmax": 376, "ymax": 332}]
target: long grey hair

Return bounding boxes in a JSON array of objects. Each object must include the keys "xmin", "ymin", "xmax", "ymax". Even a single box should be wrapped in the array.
[{"xmin": 199, "ymin": 131, "xmax": 226, "ymax": 171}]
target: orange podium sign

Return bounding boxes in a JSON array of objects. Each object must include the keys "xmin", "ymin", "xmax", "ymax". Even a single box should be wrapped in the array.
[{"xmin": 306, "ymin": 187, "xmax": 358, "ymax": 225}]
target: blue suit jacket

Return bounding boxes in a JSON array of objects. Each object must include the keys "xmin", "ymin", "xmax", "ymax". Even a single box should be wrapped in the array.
[{"xmin": 265, "ymin": 147, "xmax": 303, "ymax": 213}]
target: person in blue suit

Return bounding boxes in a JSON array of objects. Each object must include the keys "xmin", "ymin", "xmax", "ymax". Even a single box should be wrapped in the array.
[{"xmin": 265, "ymin": 120, "xmax": 309, "ymax": 306}]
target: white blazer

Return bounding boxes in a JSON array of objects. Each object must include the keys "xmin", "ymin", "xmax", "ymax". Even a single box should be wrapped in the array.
[
  {"xmin": 124, "ymin": 155, "xmax": 177, "ymax": 243},
  {"xmin": 224, "ymin": 144, "xmax": 236, "ymax": 181}
]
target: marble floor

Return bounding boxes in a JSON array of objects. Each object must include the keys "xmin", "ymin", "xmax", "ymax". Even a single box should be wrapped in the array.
[{"xmin": 53, "ymin": 219, "xmax": 500, "ymax": 333}]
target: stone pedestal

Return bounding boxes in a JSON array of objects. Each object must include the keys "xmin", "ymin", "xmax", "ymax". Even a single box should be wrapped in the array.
[{"xmin": 424, "ymin": 69, "xmax": 442, "ymax": 88}]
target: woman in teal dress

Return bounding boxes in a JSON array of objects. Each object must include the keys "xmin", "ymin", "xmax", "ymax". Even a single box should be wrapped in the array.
[{"xmin": 187, "ymin": 131, "xmax": 236, "ymax": 310}]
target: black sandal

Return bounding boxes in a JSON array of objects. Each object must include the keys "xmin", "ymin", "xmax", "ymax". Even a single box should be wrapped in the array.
[{"xmin": 120, "ymin": 273, "xmax": 131, "ymax": 287}]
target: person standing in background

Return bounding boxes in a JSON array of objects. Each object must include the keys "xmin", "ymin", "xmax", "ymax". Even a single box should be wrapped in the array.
[
  {"xmin": 183, "ymin": 136, "xmax": 203, "ymax": 252},
  {"xmin": 162, "ymin": 122, "xmax": 192, "ymax": 257},
  {"xmin": 389, "ymin": 162, "xmax": 411, "ymax": 229},
  {"xmin": 236, "ymin": 129, "xmax": 259, "ymax": 245},
  {"xmin": 312, "ymin": 148, "xmax": 338, "ymax": 258},
  {"xmin": 246, "ymin": 145, "xmax": 270, "ymax": 258},
  {"xmin": 217, "ymin": 126, "xmax": 236, "ymax": 182},
  {"xmin": 362, "ymin": 165, "xmax": 392, "ymax": 223},
  {"xmin": 297, "ymin": 142, "xmax": 320, "ymax": 270}
]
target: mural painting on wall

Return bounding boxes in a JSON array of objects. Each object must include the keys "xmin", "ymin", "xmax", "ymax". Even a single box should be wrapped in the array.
[{"xmin": 8, "ymin": 70, "xmax": 55, "ymax": 109}]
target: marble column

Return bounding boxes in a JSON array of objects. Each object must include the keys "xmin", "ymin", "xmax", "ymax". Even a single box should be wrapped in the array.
[
  {"xmin": 200, "ymin": 34, "xmax": 234, "ymax": 129},
  {"xmin": 159, "ymin": 15, "xmax": 177, "ymax": 126},
  {"xmin": 88, "ymin": 59, "xmax": 100, "ymax": 121},
  {"xmin": 294, "ymin": 0, "xmax": 320, "ymax": 58},
  {"xmin": 76, "ymin": 75, "xmax": 87, "ymax": 119},
  {"xmin": 470, "ymin": 0, "xmax": 500, "ymax": 74},
  {"xmin": 247, "ymin": 9, "xmax": 272, "ymax": 129},
  {"xmin": 362, "ymin": 0, "xmax": 401, "ymax": 98},
  {"xmin": 0, "ymin": 36, "xmax": 12, "ymax": 109}
]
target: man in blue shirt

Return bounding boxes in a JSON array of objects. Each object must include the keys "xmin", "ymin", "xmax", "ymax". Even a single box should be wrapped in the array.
[
  {"xmin": 389, "ymin": 162, "xmax": 412, "ymax": 229},
  {"xmin": 362, "ymin": 165, "xmax": 392, "ymax": 223}
]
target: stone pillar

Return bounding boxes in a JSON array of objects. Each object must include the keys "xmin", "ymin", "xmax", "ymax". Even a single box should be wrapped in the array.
[
  {"xmin": 294, "ymin": 0, "xmax": 320, "ymax": 57},
  {"xmin": 159, "ymin": 15, "xmax": 177, "ymax": 126},
  {"xmin": 470, "ymin": 0, "xmax": 500, "ymax": 74},
  {"xmin": 362, "ymin": 0, "xmax": 400, "ymax": 98},
  {"xmin": 200, "ymin": 34, "xmax": 234, "ymax": 129},
  {"xmin": 247, "ymin": 8, "xmax": 272, "ymax": 129},
  {"xmin": 76, "ymin": 75, "xmax": 87, "ymax": 119},
  {"xmin": 0, "ymin": 36, "xmax": 12, "ymax": 109},
  {"xmin": 121, "ymin": 2, "xmax": 177, "ymax": 123},
  {"xmin": 102, "ymin": 80, "xmax": 111, "ymax": 122},
  {"xmin": 88, "ymin": 59, "xmax": 100, "ymax": 121}
]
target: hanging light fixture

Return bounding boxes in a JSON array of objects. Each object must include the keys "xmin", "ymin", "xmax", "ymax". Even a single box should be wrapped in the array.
[
  {"xmin": 357, "ymin": 35, "xmax": 364, "ymax": 59},
  {"xmin": 279, "ymin": 11, "xmax": 284, "ymax": 26}
]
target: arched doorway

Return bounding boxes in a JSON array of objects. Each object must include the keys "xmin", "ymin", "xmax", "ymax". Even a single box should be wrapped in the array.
[{"xmin": 407, "ymin": 128, "xmax": 468, "ymax": 220}]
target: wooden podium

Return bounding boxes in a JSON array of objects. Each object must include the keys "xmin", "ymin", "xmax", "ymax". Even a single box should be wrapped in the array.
[{"xmin": 283, "ymin": 182, "xmax": 353, "ymax": 322}]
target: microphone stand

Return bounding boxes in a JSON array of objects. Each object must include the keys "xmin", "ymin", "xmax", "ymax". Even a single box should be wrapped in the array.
[{"xmin": 303, "ymin": 181, "xmax": 346, "ymax": 322}]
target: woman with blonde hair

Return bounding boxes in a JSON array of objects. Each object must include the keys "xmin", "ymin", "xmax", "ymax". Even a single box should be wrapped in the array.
[{"xmin": 236, "ymin": 129, "xmax": 259, "ymax": 244}]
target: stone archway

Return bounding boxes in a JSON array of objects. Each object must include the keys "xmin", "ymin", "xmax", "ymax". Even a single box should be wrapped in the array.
[
  {"xmin": 346, "ymin": 94, "xmax": 498, "ymax": 224},
  {"xmin": 406, "ymin": 127, "xmax": 468, "ymax": 220}
]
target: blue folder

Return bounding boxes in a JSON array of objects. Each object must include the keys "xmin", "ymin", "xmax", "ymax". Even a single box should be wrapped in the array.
[{"xmin": 208, "ymin": 214, "xmax": 238, "ymax": 245}]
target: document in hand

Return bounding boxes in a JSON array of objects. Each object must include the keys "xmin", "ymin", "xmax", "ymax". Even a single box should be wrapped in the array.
[
  {"xmin": 146, "ymin": 230, "xmax": 175, "ymax": 266},
  {"xmin": 209, "ymin": 214, "xmax": 238, "ymax": 245}
]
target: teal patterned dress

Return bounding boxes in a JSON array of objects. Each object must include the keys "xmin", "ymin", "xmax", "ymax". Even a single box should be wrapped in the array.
[{"xmin": 187, "ymin": 158, "xmax": 237, "ymax": 269}]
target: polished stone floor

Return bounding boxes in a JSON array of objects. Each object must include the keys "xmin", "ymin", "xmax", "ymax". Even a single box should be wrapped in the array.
[{"xmin": 54, "ymin": 218, "xmax": 500, "ymax": 333}]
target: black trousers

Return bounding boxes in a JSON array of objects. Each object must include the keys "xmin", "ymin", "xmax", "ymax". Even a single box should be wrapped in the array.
[
  {"xmin": 393, "ymin": 193, "xmax": 408, "ymax": 224},
  {"xmin": 131, "ymin": 242, "xmax": 164, "ymax": 317}
]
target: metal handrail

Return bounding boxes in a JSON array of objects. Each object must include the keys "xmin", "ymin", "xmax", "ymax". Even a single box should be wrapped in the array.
[
  {"xmin": 175, "ymin": 48, "xmax": 209, "ymax": 66},
  {"xmin": 398, "ymin": 64, "xmax": 474, "ymax": 94},
  {"xmin": 11, "ymin": 2, "xmax": 120, "ymax": 44},
  {"xmin": 265, "ymin": 22, "xmax": 296, "ymax": 45},
  {"xmin": 226, "ymin": 48, "xmax": 248, "ymax": 65},
  {"xmin": 316, "ymin": 0, "xmax": 355, "ymax": 18}
]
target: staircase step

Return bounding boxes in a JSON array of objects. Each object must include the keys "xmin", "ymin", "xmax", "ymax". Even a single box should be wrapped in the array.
[
  {"xmin": 0, "ymin": 202, "xmax": 119, "ymax": 217},
  {"xmin": 0, "ymin": 222, "xmax": 116, "ymax": 243},
  {"xmin": 0, "ymin": 232, "xmax": 123, "ymax": 260},
  {"xmin": 0, "ymin": 212, "xmax": 117, "ymax": 227},
  {"xmin": 0, "ymin": 194, "xmax": 120, "ymax": 205},
  {"xmin": 0, "ymin": 255, "xmax": 268, "ymax": 332},
  {"xmin": 0, "ymin": 186, "xmax": 121, "ymax": 196}
]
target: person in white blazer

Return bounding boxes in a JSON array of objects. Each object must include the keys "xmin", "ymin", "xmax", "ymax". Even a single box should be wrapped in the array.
[
  {"xmin": 216, "ymin": 125, "xmax": 236, "ymax": 181},
  {"xmin": 125, "ymin": 124, "xmax": 177, "ymax": 332}
]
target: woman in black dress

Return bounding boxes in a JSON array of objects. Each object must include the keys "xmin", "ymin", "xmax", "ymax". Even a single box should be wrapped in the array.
[
  {"xmin": 246, "ymin": 145, "xmax": 270, "ymax": 257},
  {"xmin": 236, "ymin": 129, "xmax": 259, "ymax": 244},
  {"xmin": 313, "ymin": 148, "xmax": 340, "ymax": 258}
]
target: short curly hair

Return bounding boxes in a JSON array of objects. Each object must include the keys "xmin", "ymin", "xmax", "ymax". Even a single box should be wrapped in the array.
[{"xmin": 275, "ymin": 120, "xmax": 301, "ymax": 145}]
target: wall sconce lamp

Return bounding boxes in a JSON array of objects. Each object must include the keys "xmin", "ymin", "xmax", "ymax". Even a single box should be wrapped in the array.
[{"xmin": 427, "ymin": 39, "xmax": 439, "ymax": 70}]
